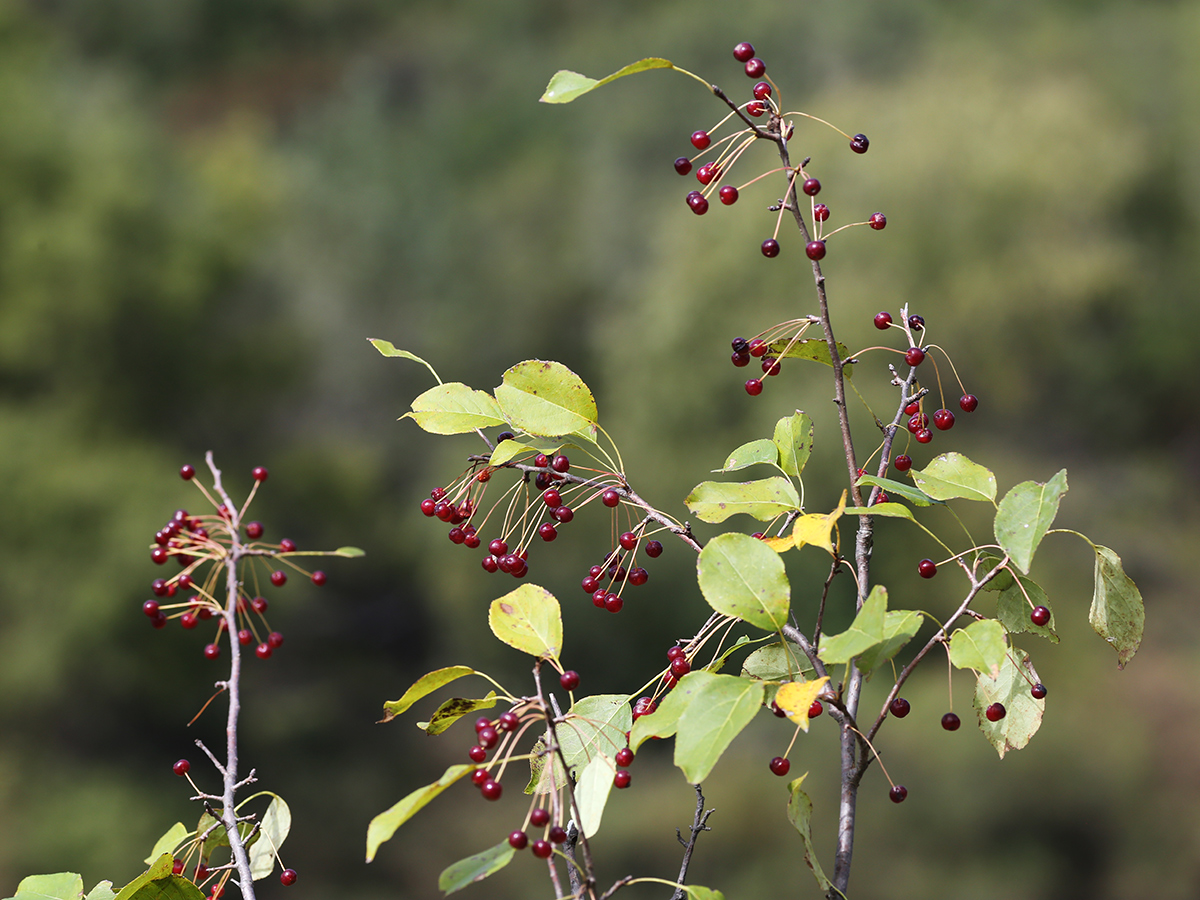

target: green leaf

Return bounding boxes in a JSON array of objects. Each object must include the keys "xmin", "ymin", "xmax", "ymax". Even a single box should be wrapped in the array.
[
  {"xmin": 974, "ymin": 648, "xmax": 1045, "ymax": 758},
  {"xmin": 247, "ymin": 794, "xmax": 291, "ymax": 880},
  {"xmin": 786, "ymin": 774, "xmax": 832, "ymax": 891},
  {"xmin": 911, "ymin": 452, "xmax": 997, "ymax": 502},
  {"xmin": 855, "ymin": 475, "xmax": 938, "ymax": 507},
  {"xmin": 494, "ymin": 360, "xmax": 598, "ymax": 437},
  {"xmin": 685, "ymin": 477, "xmax": 800, "ymax": 523},
  {"xmin": 402, "ymin": 383, "xmax": 505, "ymax": 434},
  {"xmin": 144, "ymin": 822, "xmax": 189, "ymax": 865},
  {"xmin": 5, "ymin": 873, "xmax": 83, "ymax": 900},
  {"xmin": 993, "ymin": 470, "xmax": 1068, "ymax": 574},
  {"xmin": 671, "ymin": 673, "xmax": 764, "ymax": 783},
  {"xmin": 697, "ymin": 533, "xmax": 791, "ymax": 631},
  {"xmin": 575, "ymin": 753, "xmax": 616, "ymax": 837},
  {"xmin": 333, "ymin": 546, "xmax": 365, "ymax": 557},
  {"xmin": 381, "ymin": 665, "xmax": 477, "ymax": 722},
  {"xmin": 557, "ymin": 695, "xmax": 633, "ymax": 775},
  {"xmin": 773, "ymin": 412, "xmax": 814, "ymax": 478},
  {"xmin": 437, "ymin": 840, "xmax": 516, "ymax": 895},
  {"xmin": 741, "ymin": 641, "xmax": 813, "ymax": 681},
  {"xmin": 768, "ymin": 338, "xmax": 854, "ymax": 376},
  {"xmin": 684, "ymin": 888, "xmax": 726, "ymax": 900},
  {"xmin": 112, "ymin": 857, "xmax": 205, "ymax": 900},
  {"xmin": 367, "ymin": 339, "xmax": 442, "ymax": 384},
  {"xmin": 843, "ymin": 503, "xmax": 915, "ymax": 520},
  {"xmin": 996, "ymin": 575, "xmax": 1059, "ymax": 643},
  {"xmin": 488, "ymin": 584, "xmax": 563, "ymax": 661},
  {"xmin": 539, "ymin": 58, "xmax": 674, "ymax": 103},
  {"xmin": 488, "ymin": 437, "xmax": 562, "ymax": 466},
  {"xmin": 276, "ymin": 545, "xmax": 365, "ymax": 558},
  {"xmin": 84, "ymin": 884, "xmax": 115, "ymax": 900},
  {"xmin": 818, "ymin": 586, "xmax": 886, "ymax": 667},
  {"xmin": 418, "ymin": 693, "xmax": 498, "ymax": 735},
  {"xmin": 525, "ymin": 738, "xmax": 569, "ymax": 795},
  {"xmin": 366, "ymin": 765, "xmax": 475, "ymax": 862},
  {"xmin": 855, "ymin": 610, "xmax": 923, "ymax": 675},
  {"xmin": 628, "ymin": 685, "xmax": 688, "ymax": 752},
  {"xmin": 703, "ymin": 635, "xmax": 752, "ymax": 674},
  {"xmin": 949, "ymin": 619, "xmax": 1007, "ymax": 677},
  {"xmin": 715, "ymin": 439, "xmax": 778, "ymax": 472},
  {"xmin": 1089, "ymin": 545, "xmax": 1144, "ymax": 668}
]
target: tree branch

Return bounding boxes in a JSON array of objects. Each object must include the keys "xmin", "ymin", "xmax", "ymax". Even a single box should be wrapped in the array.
[{"xmin": 669, "ymin": 785, "xmax": 715, "ymax": 900}]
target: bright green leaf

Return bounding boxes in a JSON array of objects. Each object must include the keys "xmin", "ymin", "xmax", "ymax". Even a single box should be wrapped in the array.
[
  {"xmin": 557, "ymin": 695, "xmax": 633, "ymax": 775},
  {"xmin": 539, "ymin": 58, "xmax": 674, "ymax": 103},
  {"xmin": 855, "ymin": 610, "xmax": 923, "ymax": 675},
  {"xmin": 786, "ymin": 775, "xmax": 832, "ymax": 891},
  {"xmin": 417, "ymin": 693, "xmax": 497, "ymax": 735},
  {"xmin": 144, "ymin": 822, "xmax": 189, "ymax": 865},
  {"xmin": 843, "ymin": 503, "xmax": 915, "ymax": 520},
  {"xmin": 628, "ymin": 685, "xmax": 688, "ymax": 752},
  {"xmin": 276, "ymin": 545, "xmax": 364, "ymax": 558},
  {"xmin": 994, "ymin": 470, "xmax": 1068, "ymax": 574},
  {"xmin": 703, "ymin": 635, "xmax": 752, "ymax": 674},
  {"xmin": 672, "ymin": 673, "xmax": 764, "ymax": 783},
  {"xmin": 773, "ymin": 412, "xmax": 814, "ymax": 479},
  {"xmin": 437, "ymin": 840, "xmax": 516, "ymax": 895},
  {"xmin": 575, "ymin": 753, "xmax": 616, "ymax": 837},
  {"xmin": 402, "ymin": 383, "xmax": 505, "ymax": 434},
  {"xmin": 974, "ymin": 648, "xmax": 1045, "ymax": 758},
  {"xmin": 113, "ymin": 857, "xmax": 205, "ymax": 900},
  {"xmin": 5, "ymin": 873, "xmax": 83, "ymax": 900},
  {"xmin": 366, "ymin": 765, "xmax": 475, "ymax": 862},
  {"xmin": 741, "ymin": 641, "xmax": 813, "ymax": 681},
  {"xmin": 911, "ymin": 452, "xmax": 997, "ymax": 502},
  {"xmin": 697, "ymin": 533, "xmax": 791, "ymax": 631},
  {"xmin": 489, "ymin": 437, "xmax": 562, "ymax": 466},
  {"xmin": 949, "ymin": 619, "xmax": 1007, "ymax": 677},
  {"xmin": 818, "ymin": 586, "xmax": 886, "ymax": 667},
  {"xmin": 1090, "ymin": 545, "xmax": 1144, "ymax": 668},
  {"xmin": 996, "ymin": 575, "xmax": 1059, "ymax": 643},
  {"xmin": 248, "ymin": 794, "xmax": 291, "ymax": 880},
  {"xmin": 488, "ymin": 584, "xmax": 563, "ymax": 661},
  {"xmin": 494, "ymin": 360, "xmax": 597, "ymax": 437},
  {"xmin": 768, "ymin": 338, "xmax": 854, "ymax": 376},
  {"xmin": 685, "ymin": 477, "xmax": 800, "ymax": 523},
  {"xmin": 381, "ymin": 665, "xmax": 476, "ymax": 722},
  {"xmin": 684, "ymin": 888, "xmax": 726, "ymax": 900},
  {"xmin": 84, "ymin": 884, "xmax": 115, "ymax": 900},
  {"xmin": 855, "ymin": 475, "xmax": 938, "ymax": 507},
  {"xmin": 367, "ymin": 339, "xmax": 442, "ymax": 383},
  {"xmin": 716, "ymin": 439, "xmax": 778, "ymax": 473}
]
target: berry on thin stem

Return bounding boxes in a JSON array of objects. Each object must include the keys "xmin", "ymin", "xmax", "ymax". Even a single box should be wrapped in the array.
[
  {"xmin": 889, "ymin": 697, "xmax": 911, "ymax": 718},
  {"xmin": 850, "ymin": 133, "xmax": 870, "ymax": 153},
  {"xmin": 942, "ymin": 712, "xmax": 961, "ymax": 731},
  {"xmin": 889, "ymin": 785, "xmax": 908, "ymax": 803},
  {"xmin": 690, "ymin": 131, "xmax": 711, "ymax": 151},
  {"xmin": 252, "ymin": 466, "xmax": 269, "ymax": 482},
  {"xmin": 869, "ymin": 212, "xmax": 887, "ymax": 230},
  {"xmin": 874, "ymin": 311, "xmax": 892, "ymax": 330},
  {"xmin": 280, "ymin": 869, "xmax": 297, "ymax": 886},
  {"xmin": 1031, "ymin": 683, "xmax": 1048, "ymax": 699},
  {"xmin": 733, "ymin": 42, "xmax": 755, "ymax": 62},
  {"xmin": 744, "ymin": 58, "xmax": 766, "ymax": 78},
  {"xmin": 180, "ymin": 465, "xmax": 195, "ymax": 480},
  {"xmin": 1030, "ymin": 605, "xmax": 1051, "ymax": 627},
  {"xmin": 769, "ymin": 756, "xmax": 791, "ymax": 777},
  {"xmin": 918, "ymin": 559, "xmax": 937, "ymax": 578},
  {"xmin": 614, "ymin": 770, "xmax": 632, "ymax": 789},
  {"xmin": 761, "ymin": 239, "xmax": 779, "ymax": 258},
  {"xmin": 173, "ymin": 759, "xmax": 190, "ymax": 776},
  {"xmin": 674, "ymin": 157, "xmax": 692, "ymax": 176},
  {"xmin": 960, "ymin": 394, "xmax": 979, "ymax": 413},
  {"xmin": 806, "ymin": 240, "xmax": 826, "ymax": 261},
  {"xmin": 985, "ymin": 702, "xmax": 1007, "ymax": 722},
  {"xmin": 745, "ymin": 379, "xmax": 763, "ymax": 396},
  {"xmin": 560, "ymin": 670, "xmax": 580, "ymax": 691}
]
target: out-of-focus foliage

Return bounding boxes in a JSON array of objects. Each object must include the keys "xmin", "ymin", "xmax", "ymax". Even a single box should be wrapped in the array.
[{"xmin": 1, "ymin": 0, "xmax": 1198, "ymax": 898}]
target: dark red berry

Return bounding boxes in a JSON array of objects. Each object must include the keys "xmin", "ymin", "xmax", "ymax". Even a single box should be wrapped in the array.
[
  {"xmin": 551, "ymin": 455, "xmax": 570, "ymax": 473},
  {"xmin": 745, "ymin": 379, "xmax": 764, "ymax": 396},
  {"xmin": 238, "ymin": 629, "xmax": 253, "ymax": 646},
  {"xmin": 251, "ymin": 596, "xmax": 268, "ymax": 613},
  {"xmin": 172, "ymin": 859, "xmax": 184, "ymax": 875},
  {"xmin": 690, "ymin": 130, "xmax": 711, "ymax": 150},
  {"xmin": 761, "ymin": 239, "xmax": 780, "ymax": 258},
  {"xmin": 960, "ymin": 394, "xmax": 979, "ymax": 413},
  {"xmin": 889, "ymin": 785, "xmax": 908, "ymax": 803},
  {"xmin": 805, "ymin": 240, "xmax": 826, "ymax": 260},
  {"xmin": 535, "ymin": 471, "xmax": 552, "ymax": 490},
  {"xmin": 245, "ymin": 521, "xmax": 263, "ymax": 540},
  {"xmin": 769, "ymin": 756, "xmax": 791, "ymax": 776},
  {"xmin": 532, "ymin": 453, "xmax": 550, "ymax": 469},
  {"xmin": 894, "ymin": 455, "xmax": 912, "ymax": 472},
  {"xmin": 905, "ymin": 347, "xmax": 925, "ymax": 367},
  {"xmin": 143, "ymin": 599, "xmax": 161, "ymax": 617},
  {"xmin": 747, "ymin": 100, "xmax": 765, "ymax": 117},
  {"xmin": 499, "ymin": 711, "xmax": 520, "ymax": 731},
  {"xmin": 752, "ymin": 82, "xmax": 772, "ymax": 102},
  {"xmin": 614, "ymin": 770, "xmax": 632, "ymax": 789},
  {"xmin": 481, "ymin": 780, "xmax": 503, "ymax": 801},
  {"xmin": 582, "ymin": 575, "xmax": 599, "ymax": 593},
  {"xmin": 267, "ymin": 631, "xmax": 284, "ymax": 649},
  {"xmin": 670, "ymin": 657, "xmax": 691, "ymax": 678},
  {"xmin": 874, "ymin": 311, "xmax": 893, "ymax": 330},
  {"xmin": 667, "ymin": 645, "xmax": 685, "ymax": 661},
  {"xmin": 761, "ymin": 356, "xmax": 781, "ymax": 376},
  {"xmin": 813, "ymin": 203, "xmax": 830, "ymax": 221},
  {"xmin": 674, "ymin": 157, "xmax": 693, "ymax": 176},
  {"xmin": 645, "ymin": 540, "xmax": 663, "ymax": 558},
  {"xmin": 270, "ymin": 570, "xmax": 287, "ymax": 587},
  {"xmin": 904, "ymin": 402, "xmax": 920, "ymax": 416},
  {"xmin": 592, "ymin": 588, "xmax": 608, "ymax": 607},
  {"xmin": 915, "ymin": 429, "xmax": 933, "ymax": 444},
  {"xmin": 203, "ymin": 643, "xmax": 220, "ymax": 660},
  {"xmin": 530, "ymin": 807, "xmax": 550, "ymax": 827},
  {"xmin": 695, "ymin": 164, "xmax": 716, "ymax": 186},
  {"xmin": 985, "ymin": 702, "xmax": 1006, "ymax": 722},
  {"xmin": 745, "ymin": 58, "xmax": 766, "ymax": 78},
  {"xmin": 809, "ymin": 700, "xmax": 823, "ymax": 718},
  {"xmin": 471, "ymin": 769, "xmax": 489, "ymax": 786},
  {"xmin": 907, "ymin": 314, "xmax": 925, "ymax": 331},
  {"xmin": 748, "ymin": 339, "xmax": 767, "ymax": 357},
  {"xmin": 468, "ymin": 745, "xmax": 487, "ymax": 763},
  {"xmin": 280, "ymin": 869, "xmax": 297, "ymax": 886},
  {"xmin": 850, "ymin": 134, "xmax": 869, "ymax": 153},
  {"xmin": 802, "ymin": 178, "xmax": 821, "ymax": 196},
  {"xmin": 151, "ymin": 547, "xmax": 169, "ymax": 565},
  {"xmin": 733, "ymin": 42, "xmax": 755, "ymax": 62},
  {"xmin": 731, "ymin": 337, "xmax": 749, "ymax": 353},
  {"xmin": 488, "ymin": 539, "xmax": 508, "ymax": 557},
  {"xmin": 601, "ymin": 489, "xmax": 620, "ymax": 508},
  {"xmin": 942, "ymin": 712, "xmax": 961, "ymax": 731},
  {"xmin": 508, "ymin": 831, "xmax": 528, "ymax": 850},
  {"xmin": 474, "ymin": 717, "xmax": 492, "ymax": 734},
  {"xmin": 560, "ymin": 670, "xmax": 580, "ymax": 691},
  {"xmin": 869, "ymin": 212, "xmax": 887, "ymax": 230},
  {"xmin": 889, "ymin": 698, "xmax": 911, "ymax": 718},
  {"xmin": 252, "ymin": 466, "xmax": 269, "ymax": 482},
  {"xmin": 918, "ymin": 559, "xmax": 937, "ymax": 578},
  {"xmin": 538, "ymin": 522, "xmax": 558, "ymax": 542},
  {"xmin": 180, "ymin": 612, "xmax": 198, "ymax": 630},
  {"xmin": 482, "ymin": 556, "xmax": 499, "ymax": 573},
  {"xmin": 687, "ymin": 192, "xmax": 709, "ymax": 215},
  {"xmin": 1030, "ymin": 605, "xmax": 1051, "ymax": 627},
  {"xmin": 628, "ymin": 566, "xmax": 648, "ymax": 586},
  {"xmin": 173, "ymin": 759, "xmax": 190, "ymax": 776},
  {"xmin": 615, "ymin": 747, "xmax": 634, "ymax": 767},
  {"xmin": 279, "ymin": 538, "xmax": 296, "ymax": 552},
  {"xmin": 420, "ymin": 498, "xmax": 436, "ymax": 516},
  {"xmin": 180, "ymin": 465, "xmax": 195, "ymax": 480},
  {"xmin": 907, "ymin": 413, "xmax": 929, "ymax": 433},
  {"xmin": 719, "ymin": 185, "xmax": 739, "ymax": 205},
  {"xmin": 548, "ymin": 826, "xmax": 568, "ymax": 844},
  {"xmin": 531, "ymin": 839, "xmax": 553, "ymax": 858},
  {"xmin": 604, "ymin": 594, "xmax": 623, "ymax": 613},
  {"xmin": 477, "ymin": 727, "xmax": 499, "ymax": 750},
  {"xmin": 933, "ymin": 409, "xmax": 955, "ymax": 431},
  {"xmin": 552, "ymin": 505, "xmax": 574, "ymax": 523},
  {"xmin": 1031, "ymin": 683, "xmax": 1048, "ymax": 700},
  {"xmin": 256, "ymin": 643, "xmax": 272, "ymax": 660},
  {"xmin": 618, "ymin": 531, "xmax": 637, "ymax": 551},
  {"xmin": 464, "ymin": 533, "xmax": 481, "ymax": 548}
]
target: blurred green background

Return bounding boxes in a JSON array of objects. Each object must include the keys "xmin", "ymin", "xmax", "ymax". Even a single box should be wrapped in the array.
[{"xmin": 1, "ymin": 1, "xmax": 1198, "ymax": 898}]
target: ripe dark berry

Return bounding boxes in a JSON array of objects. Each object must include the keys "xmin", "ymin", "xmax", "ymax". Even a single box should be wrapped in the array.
[
  {"xmin": 420, "ymin": 498, "xmax": 436, "ymax": 516},
  {"xmin": 904, "ymin": 347, "xmax": 925, "ymax": 367},
  {"xmin": 180, "ymin": 612, "xmax": 198, "ymax": 630},
  {"xmin": 173, "ymin": 759, "xmax": 190, "ymax": 776},
  {"xmin": 889, "ymin": 785, "xmax": 908, "ymax": 803},
  {"xmin": 604, "ymin": 594, "xmax": 624, "ymax": 613},
  {"xmin": 538, "ymin": 522, "xmax": 558, "ymax": 542},
  {"xmin": 601, "ymin": 489, "xmax": 620, "ymax": 508},
  {"xmin": 151, "ymin": 547, "xmax": 169, "ymax": 565},
  {"xmin": 632, "ymin": 697, "xmax": 657, "ymax": 720},
  {"xmin": 761, "ymin": 239, "xmax": 780, "ymax": 258},
  {"xmin": 1030, "ymin": 605, "xmax": 1051, "ymax": 627},
  {"xmin": 551, "ymin": 454, "xmax": 570, "ymax": 473},
  {"xmin": 731, "ymin": 337, "xmax": 749, "ymax": 353},
  {"xmin": 744, "ymin": 58, "xmax": 766, "ymax": 78},
  {"xmin": 143, "ymin": 599, "xmax": 161, "ymax": 617},
  {"xmin": 279, "ymin": 869, "xmax": 297, "ymax": 886},
  {"xmin": 942, "ymin": 712, "xmax": 961, "ymax": 731},
  {"xmin": 468, "ymin": 745, "xmax": 487, "ymax": 763},
  {"xmin": 489, "ymin": 539, "xmax": 508, "ymax": 557},
  {"xmin": 915, "ymin": 428, "xmax": 933, "ymax": 444},
  {"xmin": 464, "ymin": 533, "xmax": 481, "ymax": 549},
  {"xmin": 745, "ymin": 379, "xmax": 764, "ymax": 396},
  {"xmin": 718, "ymin": 185, "xmax": 739, "ymax": 205},
  {"xmin": 628, "ymin": 566, "xmax": 648, "ymax": 586},
  {"xmin": 747, "ymin": 100, "xmax": 766, "ymax": 117},
  {"xmin": 256, "ymin": 643, "xmax": 273, "ymax": 660},
  {"xmin": 687, "ymin": 192, "xmax": 709, "ymax": 215},
  {"xmin": 180, "ymin": 465, "xmax": 195, "ymax": 480},
  {"xmin": 151, "ymin": 578, "xmax": 169, "ymax": 596},
  {"xmin": 667, "ymin": 646, "xmax": 685, "ymax": 661},
  {"xmin": 869, "ymin": 212, "xmax": 887, "ymax": 230},
  {"xmin": 172, "ymin": 859, "xmax": 184, "ymax": 875},
  {"xmin": 809, "ymin": 700, "xmax": 823, "ymax": 718},
  {"xmin": 592, "ymin": 589, "xmax": 607, "ymax": 607},
  {"xmin": 985, "ymin": 702, "xmax": 1006, "ymax": 722},
  {"xmin": 894, "ymin": 455, "xmax": 912, "ymax": 472},
  {"xmin": 813, "ymin": 203, "xmax": 830, "ymax": 222},
  {"xmin": 481, "ymin": 779, "xmax": 503, "ymax": 801},
  {"xmin": 471, "ymin": 769, "xmax": 490, "ymax": 787},
  {"xmin": 618, "ymin": 531, "xmax": 637, "ymax": 551},
  {"xmin": 238, "ymin": 629, "xmax": 253, "ymax": 646},
  {"xmin": 748, "ymin": 338, "xmax": 768, "ymax": 357},
  {"xmin": 933, "ymin": 409, "xmax": 955, "ymax": 431},
  {"xmin": 918, "ymin": 559, "xmax": 937, "ymax": 578},
  {"xmin": 498, "ymin": 711, "xmax": 520, "ymax": 731},
  {"xmin": 733, "ymin": 42, "xmax": 755, "ymax": 62},
  {"xmin": 531, "ymin": 839, "xmax": 553, "ymax": 858},
  {"xmin": 752, "ymin": 81, "xmax": 772, "ymax": 101},
  {"xmin": 532, "ymin": 453, "xmax": 549, "ymax": 469},
  {"xmin": 873, "ymin": 311, "xmax": 893, "ymax": 330},
  {"xmin": 761, "ymin": 356, "xmax": 781, "ymax": 376},
  {"xmin": 560, "ymin": 670, "xmax": 580, "ymax": 691},
  {"xmin": 477, "ymin": 726, "xmax": 499, "ymax": 749},
  {"xmin": 696, "ymin": 164, "xmax": 717, "ymax": 186},
  {"xmin": 802, "ymin": 178, "xmax": 821, "ymax": 196},
  {"xmin": 552, "ymin": 505, "xmax": 574, "ymax": 523},
  {"xmin": 279, "ymin": 538, "xmax": 296, "ymax": 552},
  {"xmin": 907, "ymin": 413, "xmax": 928, "ymax": 433},
  {"xmin": 674, "ymin": 157, "xmax": 693, "ymax": 176},
  {"xmin": 960, "ymin": 394, "xmax": 979, "ymax": 413},
  {"xmin": 535, "ymin": 472, "xmax": 552, "ymax": 490},
  {"xmin": 614, "ymin": 770, "xmax": 632, "ymax": 789},
  {"xmin": 245, "ymin": 521, "xmax": 263, "ymax": 540},
  {"xmin": 907, "ymin": 314, "xmax": 924, "ymax": 331},
  {"xmin": 508, "ymin": 831, "xmax": 528, "ymax": 850},
  {"xmin": 482, "ymin": 556, "xmax": 499, "ymax": 573},
  {"xmin": 475, "ymin": 718, "xmax": 491, "ymax": 734},
  {"xmin": 1031, "ymin": 683, "xmax": 1048, "ymax": 700},
  {"xmin": 889, "ymin": 698, "xmax": 911, "ymax": 718},
  {"xmin": 805, "ymin": 240, "xmax": 826, "ymax": 260},
  {"xmin": 203, "ymin": 643, "xmax": 220, "ymax": 660},
  {"xmin": 530, "ymin": 807, "xmax": 550, "ymax": 827},
  {"xmin": 690, "ymin": 130, "xmax": 711, "ymax": 150},
  {"xmin": 267, "ymin": 631, "xmax": 284, "ymax": 649},
  {"xmin": 549, "ymin": 826, "xmax": 568, "ymax": 844},
  {"xmin": 615, "ymin": 747, "xmax": 634, "ymax": 767},
  {"xmin": 252, "ymin": 466, "xmax": 269, "ymax": 482},
  {"xmin": 645, "ymin": 540, "xmax": 663, "ymax": 558},
  {"xmin": 670, "ymin": 657, "xmax": 691, "ymax": 678},
  {"xmin": 251, "ymin": 596, "xmax": 268, "ymax": 613},
  {"xmin": 270, "ymin": 570, "xmax": 287, "ymax": 587},
  {"xmin": 582, "ymin": 575, "xmax": 599, "ymax": 593},
  {"xmin": 769, "ymin": 756, "xmax": 791, "ymax": 777},
  {"xmin": 850, "ymin": 133, "xmax": 869, "ymax": 153},
  {"xmin": 496, "ymin": 431, "xmax": 515, "ymax": 443}
]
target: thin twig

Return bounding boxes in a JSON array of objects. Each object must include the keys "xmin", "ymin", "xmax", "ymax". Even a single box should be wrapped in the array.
[{"xmin": 669, "ymin": 785, "xmax": 715, "ymax": 900}]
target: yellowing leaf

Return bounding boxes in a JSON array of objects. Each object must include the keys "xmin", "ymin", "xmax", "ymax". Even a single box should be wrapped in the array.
[
  {"xmin": 494, "ymin": 360, "xmax": 597, "ymax": 437},
  {"xmin": 1090, "ymin": 544, "xmax": 1144, "ymax": 668},
  {"xmin": 488, "ymin": 584, "xmax": 562, "ymax": 661},
  {"xmin": 685, "ymin": 477, "xmax": 800, "ymax": 523},
  {"xmin": 974, "ymin": 648, "xmax": 1045, "ymax": 758},
  {"xmin": 773, "ymin": 678, "xmax": 830, "ymax": 731},
  {"xmin": 403, "ymin": 383, "xmax": 505, "ymax": 434},
  {"xmin": 791, "ymin": 491, "xmax": 847, "ymax": 555}
]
